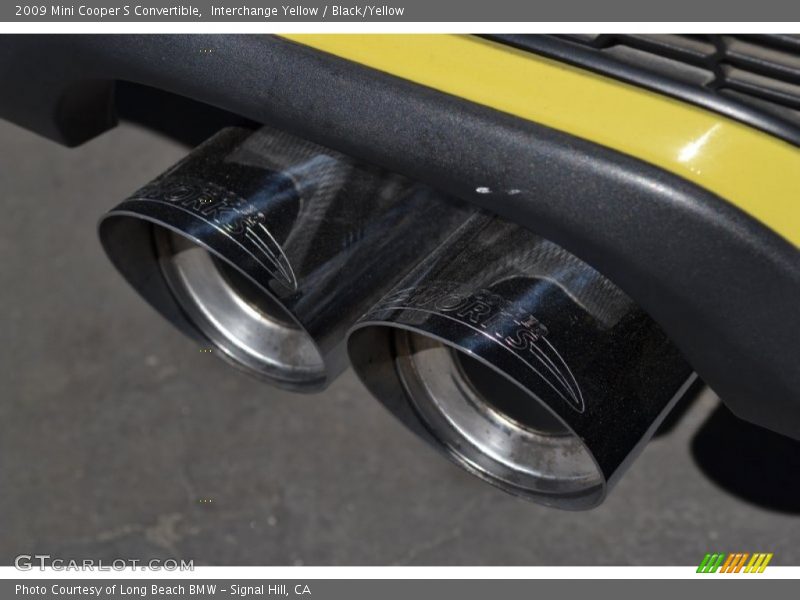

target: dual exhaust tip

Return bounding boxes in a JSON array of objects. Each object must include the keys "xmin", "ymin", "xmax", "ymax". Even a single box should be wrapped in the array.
[{"xmin": 99, "ymin": 126, "xmax": 694, "ymax": 509}]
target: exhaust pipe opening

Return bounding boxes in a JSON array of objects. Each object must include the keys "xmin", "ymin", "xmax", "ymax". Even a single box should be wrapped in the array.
[
  {"xmin": 392, "ymin": 329, "xmax": 602, "ymax": 500},
  {"xmin": 99, "ymin": 125, "xmax": 472, "ymax": 391},
  {"xmin": 348, "ymin": 214, "xmax": 695, "ymax": 509},
  {"xmin": 153, "ymin": 228, "xmax": 325, "ymax": 385}
]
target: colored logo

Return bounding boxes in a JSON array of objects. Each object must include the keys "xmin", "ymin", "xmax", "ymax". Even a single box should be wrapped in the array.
[{"xmin": 697, "ymin": 553, "xmax": 773, "ymax": 573}]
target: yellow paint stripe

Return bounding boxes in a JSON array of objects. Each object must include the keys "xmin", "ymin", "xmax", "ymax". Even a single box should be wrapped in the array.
[
  {"xmin": 758, "ymin": 553, "xmax": 774, "ymax": 572},
  {"xmin": 750, "ymin": 554, "xmax": 767, "ymax": 573},
  {"xmin": 283, "ymin": 34, "xmax": 800, "ymax": 248},
  {"xmin": 745, "ymin": 554, "xmax": 760, "ymax": 573}
]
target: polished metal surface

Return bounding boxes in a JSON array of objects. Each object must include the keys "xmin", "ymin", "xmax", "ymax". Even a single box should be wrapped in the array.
[
  {"xmin": 154, "ymin": 229, "xmax": 325, "ymax": 387},
  {"xmin": 348, "ymin": 213, "xmax": 696, "ymax": 509},
  {"xmin": 99, "ymin": 125, "xmax": 471, "ymax": 391},
  {"xmin": 394, "ymin": 330, "xmax": 601, "ymax": 499}
]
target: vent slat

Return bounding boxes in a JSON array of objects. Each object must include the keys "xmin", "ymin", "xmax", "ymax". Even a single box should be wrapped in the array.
[
  {"xmin": 616, "ymin": 34, "xmax": 717, "ymax": 67},
  {"xmin": 559, "ymin": 34, "xmax": 612, "ymax": 48},
  {"xmin": 722, "ymin": 65, "xmax": 800, "ymax": 110},
  {"xmin": 723, "ymin": 36, "xmax": 800, "ymax": 84},
  {"xmin": 751, "ymin": 34, "xmax": 800, "ymax": 53},
  {"xmin": 604, "ymin": 45, "xmax": 715, "ymax": 87}
]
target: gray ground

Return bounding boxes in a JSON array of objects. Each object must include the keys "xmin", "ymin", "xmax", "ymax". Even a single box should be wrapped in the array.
[{"xmin": 1, "ymin": 119, "xmax": 798, "ymax": 566}]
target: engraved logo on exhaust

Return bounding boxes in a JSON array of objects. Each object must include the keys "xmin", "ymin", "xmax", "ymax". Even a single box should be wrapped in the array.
[
  {"xmin": 133, "ymin": 178, "xmax": 298, "ymax": 291},
  {"xmin": 373, "ymin": 283, "xmax": 585, "ymax": 413}
]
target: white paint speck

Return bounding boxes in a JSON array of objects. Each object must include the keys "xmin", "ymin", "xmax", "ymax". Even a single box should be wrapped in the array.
[{"xmin": 475, "ymin": 186, "xmax": 492, "ymax": 194}]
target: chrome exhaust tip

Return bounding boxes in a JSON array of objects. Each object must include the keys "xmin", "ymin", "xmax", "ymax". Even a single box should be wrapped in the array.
[
  {"xmin": 394, "ymin": 330, "xmax": 602, "ymax": 502},
  {"xmin": 99, "ymin": 125, "xmax": 471, "ymax": 391},
  {"xmin": 152, "ymin": 227, "xmax": 326, "ymax": 387},
  {"xmin": 348, "ymin": 214, "xmax": 696, "ymax": 509}
]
